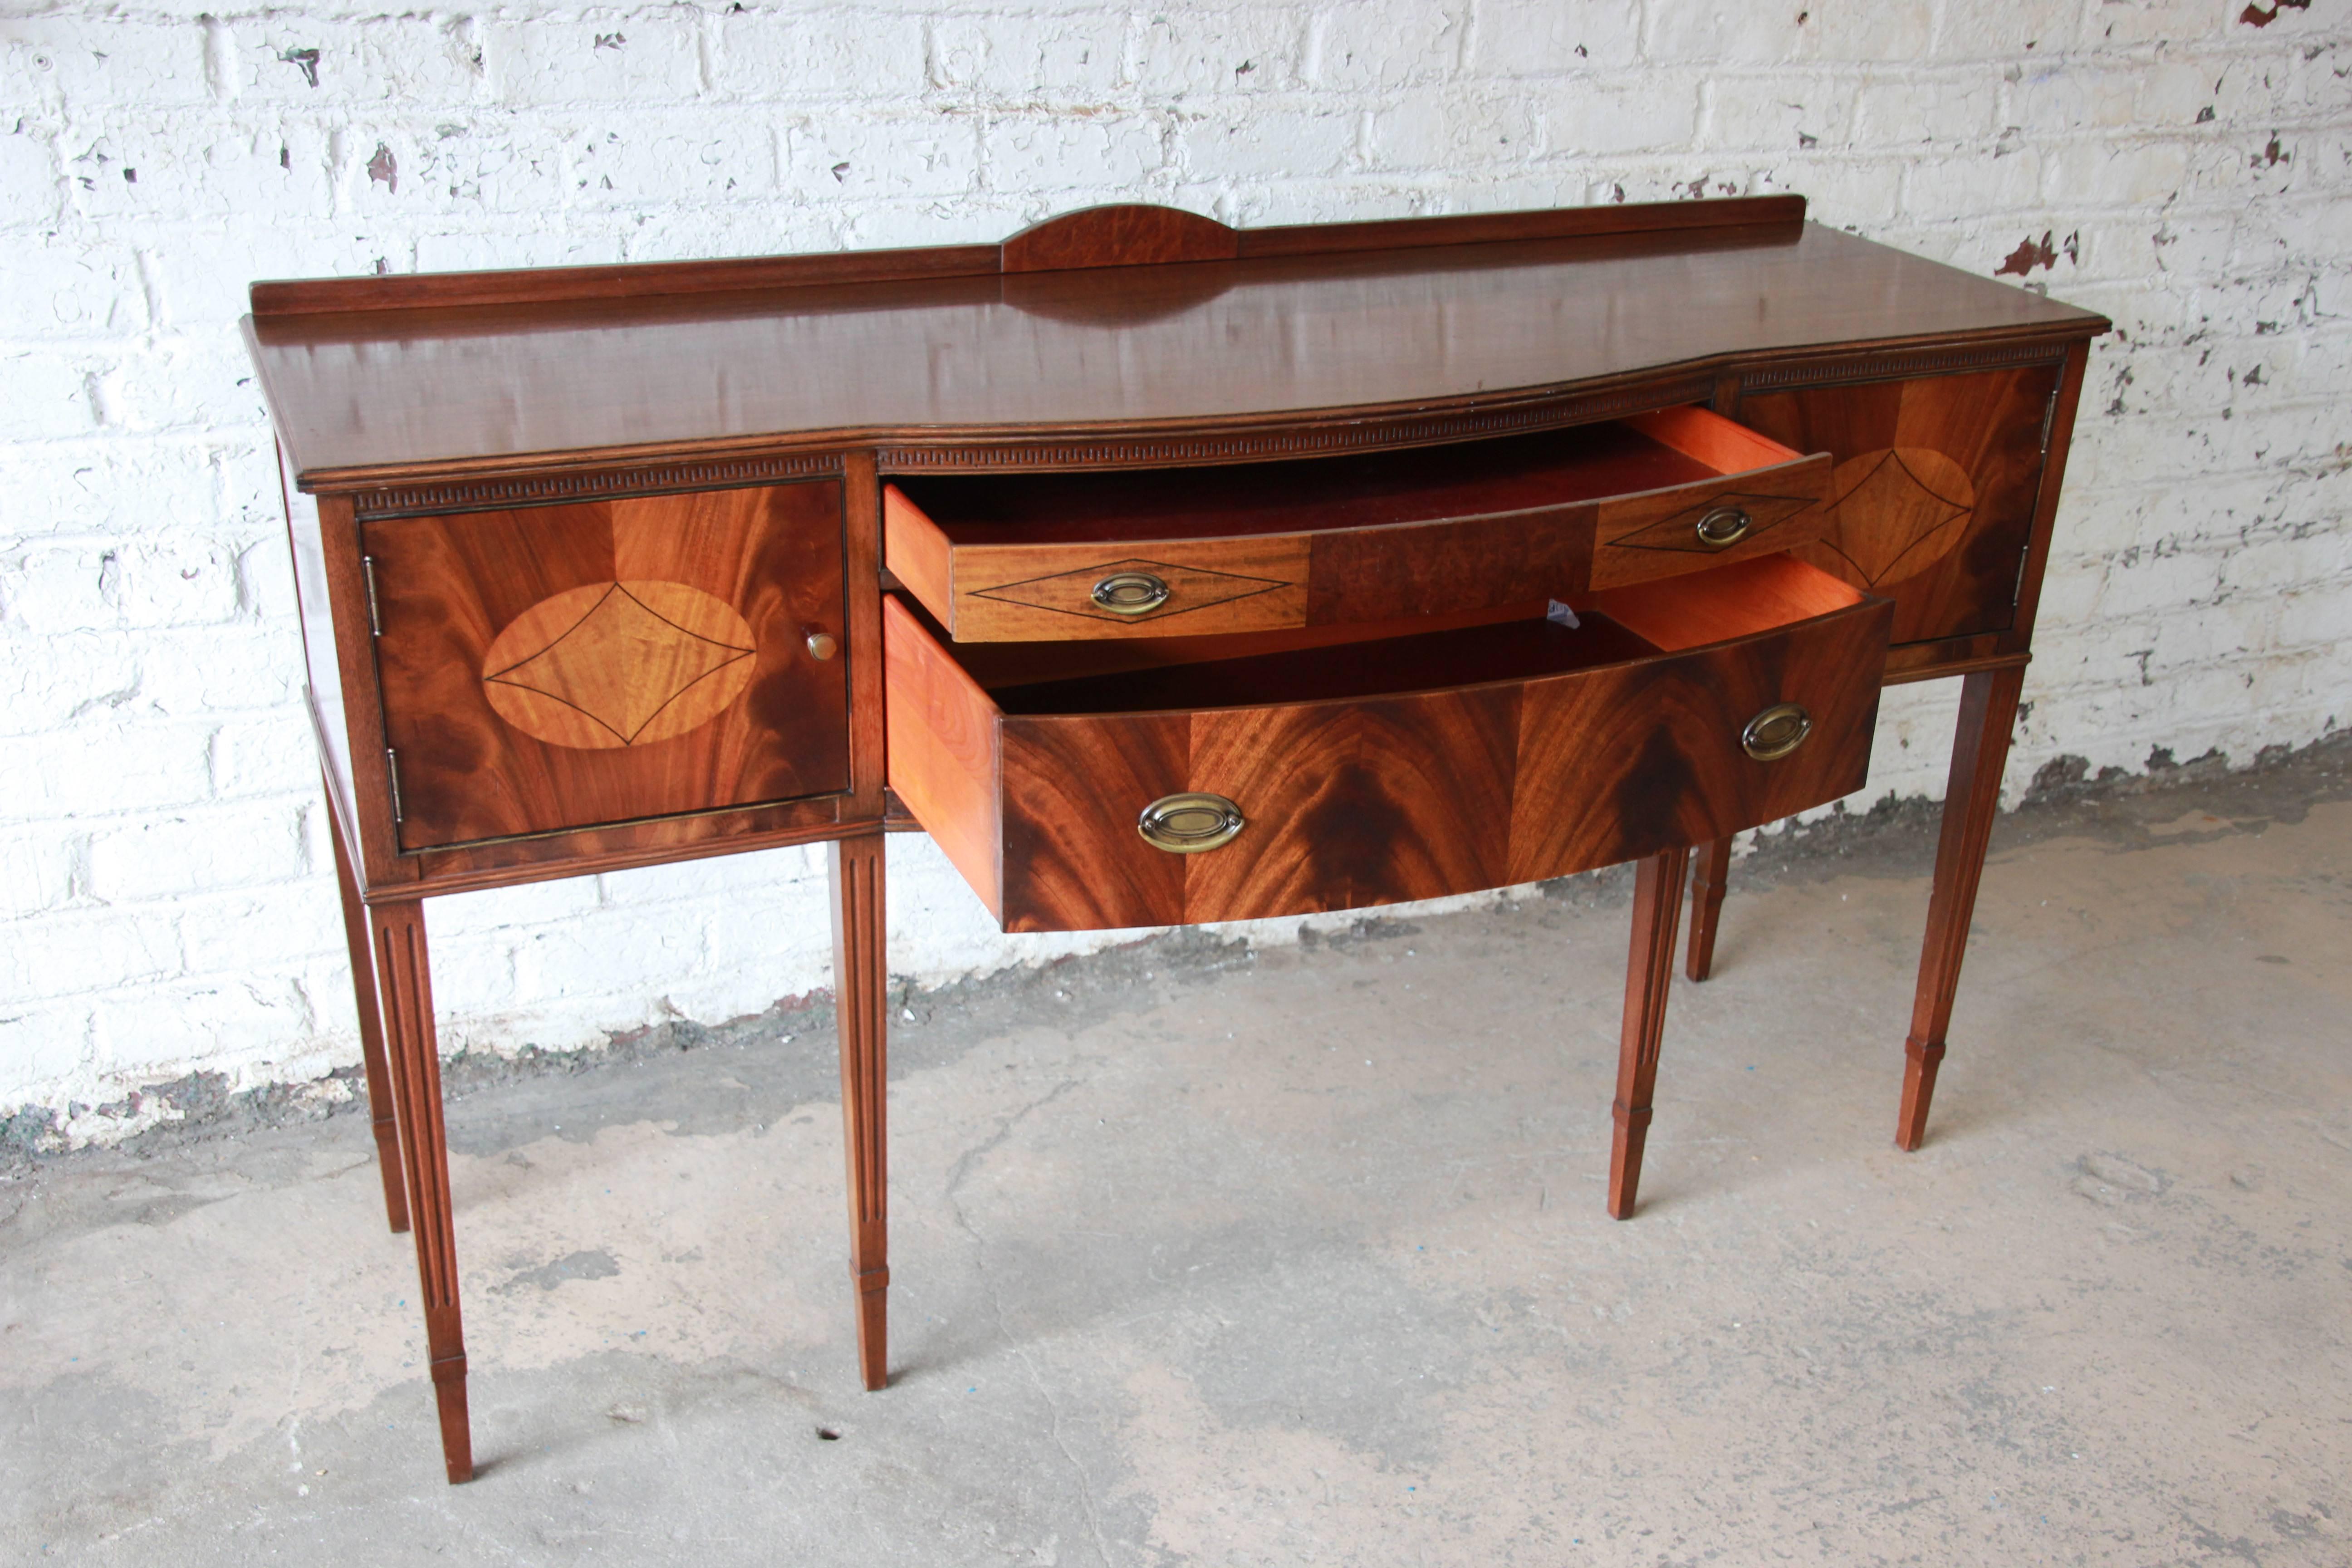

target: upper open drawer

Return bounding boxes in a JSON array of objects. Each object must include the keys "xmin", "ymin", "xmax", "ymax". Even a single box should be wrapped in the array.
[{"xmin": 885, "ymin": 407, "xmax": 1832, "ymax": 642}]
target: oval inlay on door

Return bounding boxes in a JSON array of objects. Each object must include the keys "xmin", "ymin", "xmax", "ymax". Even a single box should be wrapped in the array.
[{"xmin": 481, "ymin": 579, "xmax": 758, "ymax": 750}]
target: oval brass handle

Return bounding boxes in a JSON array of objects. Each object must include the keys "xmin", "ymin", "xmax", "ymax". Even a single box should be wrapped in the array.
[
  {"xmin": 1137, "ymin": 792, "xmax": 1245, "ymax": 854},
  {"xmin": 1091, "ymin": 571, "xmax": 1172, "ymax": 616},
  {"xmin": 805, "ymin": 631, "xmax": 838, "ymax": 660},
  {"xmin": 1742, "ymin": 702, "xmax": 1813, "ymax": 762},
  {"xmin": 1694, "ymin": 506, "xmax": 1752, "ymax": 549}
]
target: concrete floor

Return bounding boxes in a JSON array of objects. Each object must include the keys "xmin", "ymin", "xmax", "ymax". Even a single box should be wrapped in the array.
[{"xmin": 4, "ymin": 749, "xmax": 2348, "ymax": 1567}]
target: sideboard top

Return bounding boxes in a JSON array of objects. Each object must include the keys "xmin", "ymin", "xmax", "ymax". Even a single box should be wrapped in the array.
[{"xmin": 244, "ymin": 198, "xmax": 2107, "ymax": 490}]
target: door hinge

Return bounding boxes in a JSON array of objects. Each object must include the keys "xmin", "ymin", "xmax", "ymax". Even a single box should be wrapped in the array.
[
  {"xmin": 2039, "ymin": 387, "xmax": 2059, "ymax": 456},
  {"xmin": 362, "ymin": 555, "xmax": 383, "ymax": 637},
  {"xmin": 384, "ymin": 747, "xmax": 405, "ymax": 823}
]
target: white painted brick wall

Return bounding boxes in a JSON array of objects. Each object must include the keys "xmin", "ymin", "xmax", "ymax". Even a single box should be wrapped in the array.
[{"xmin": 3, "ymin": 1, "xmax": 2346, "ymax": 1132}]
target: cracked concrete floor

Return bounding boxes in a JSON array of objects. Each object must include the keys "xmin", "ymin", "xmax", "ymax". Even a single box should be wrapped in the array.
[{"xmin": 3, "ymin": 760, "xmax": 2348, "ymax": 1566}]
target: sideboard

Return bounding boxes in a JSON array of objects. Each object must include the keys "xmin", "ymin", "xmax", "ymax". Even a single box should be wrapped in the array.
[{"xmin": 243, "ymin": 195, "xmax": 2106, "ymax": 1482}]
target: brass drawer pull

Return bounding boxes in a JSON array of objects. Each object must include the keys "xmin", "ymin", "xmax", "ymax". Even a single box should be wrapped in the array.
[
  {"xmin": 806, "ymin": 631, "xmax": 838, "ymax": 660},
  {"xmin": 1742, "ymin": 702, "xmax": 1812, "ymax": 761},
  {"xmin": 1092, "ymin": 571, "xmax": 1172, "ymax": 616},
  {"xmin": 1137, "ymin": 792, "xmax": 1245, "ymax": 853},
  {"xmin": 1694, "ymin": 506, "xmax": 1752, "ymax": 549}
]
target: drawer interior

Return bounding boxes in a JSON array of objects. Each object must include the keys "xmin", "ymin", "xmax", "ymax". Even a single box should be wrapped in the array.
[
  {"xmin": 890, "ymin": 407, "xmax": 1800, "ymax": 547},
  {"xmin": 937, "ymin": 554, "xmax": 1869, "ymax": 716},
  {"xmin": 991, "ymin": 612, "xmax": 1661, "ymax": 714}
]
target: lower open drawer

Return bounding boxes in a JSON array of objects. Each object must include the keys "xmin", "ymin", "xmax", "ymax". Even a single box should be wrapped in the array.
[{"xmin": 886, "ymin": 555, "xmax": 1893, "ymax": 932}]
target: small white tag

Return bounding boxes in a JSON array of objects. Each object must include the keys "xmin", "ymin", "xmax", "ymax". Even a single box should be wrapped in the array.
[{"xmin": 1546, "ymin": 599, "xmax": 1581, "ymax": 629}]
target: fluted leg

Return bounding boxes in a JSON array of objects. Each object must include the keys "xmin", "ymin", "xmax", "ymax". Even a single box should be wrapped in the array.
[
  {"xmin": 1609, "ymin": 846, "xmax": 1690, "ymax": 1220},
  {"xmin": 1897, "ymin": 666, "xmax": 2026, "ymax": 1152},
  {"xmin": 367, "ymin": 898, "xmax": 472, "ymax": 1483},
  {"xmin": 831, "ymin": 833, "xmax": 890, "ymax": 1391},
  {"xmin": 325, "ymin": 784, "xmax": 408, "ymax": 1234},
  {"xmin": 1684, "ymin": 836, "xmax": 1732, "ymax": 982}
]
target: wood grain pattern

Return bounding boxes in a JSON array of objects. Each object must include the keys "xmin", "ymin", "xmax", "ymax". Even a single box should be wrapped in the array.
[
  {"xmin": 842, "ymin": 452, "xmax": 888, "ymax": 822},
  {"xmin": 1588, "ymin": 452, "xmax": 1832, "ymax": 588},
  {"xmin": 954, "ymin": 539, "xmax": 1309, "ymax": 640},
  {"xmin": 252, "ymin": 197, "xmax": 1798, "ymax": 317},
  {"xmin": 399, "ymin": 797, "xmax": 846, "ymax": 897},
  {"xmin": 887, "ymin": 559, "xmax": 1892, "ymax": 934},
  {"xmin": 880, "ymin": 483, "xmax": 955, "ymax": 637},
  {"xmin": 1002, "ymin": 204, "xmax": 1241, "ymax": 272},
  {"xmin": 368, "ymin": 482, "xmax": 848, "ymax": 849},
  {"xmin": 1898, "ymin": 665, "xmax": 2026, "ymax": 1152},
  {"xmin": 1610, "ymin": 847, "xmax": 1690, "ymax": 1220},
  {"xmin": 1182, "ymin": 687, "xmax": 1521, "ymax": 924},
  {"xmin": 1735, "ymin": 364, "xmax": 2061, "ymax": 647},
  {"xmin": 888, "ymin": 411, "xmax": 1830, "ymax": 639},
  {"xmin": 999, "ymin": 712, "xmax": 1190, "ymax": 930},
  {"xmin": 367, "ymin": 898, "xmax": 472, "ymax": 1483},
  {"xmin": 881, "ymin": 595, "xmax": 1004, "ymax": 916},
  {"xmin": 250, "ymin": 222, "xmax": 2103, "ymax": 488},
  {"xmin": 326, "ymin": 784, "xmax": 408, "ymax": 1234},
  {"xmin": 830, "ymin": 833, "xmax": 890, "ymax": 1391}
]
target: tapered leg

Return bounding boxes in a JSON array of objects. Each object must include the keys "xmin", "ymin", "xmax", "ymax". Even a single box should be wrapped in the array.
[
  {"xmin": 1897, "ymin": 666, "xmax": 2027, "ymax": 1152},
  {"xmin": 366, "ymin": 898, "xmax": 473, "ymax": 1484},
  {"xmin": 831, "ymin": 833, "xmax": 890, "ymax": 1392},
  {"xmin": 324, "ymin": 785, "xmax": 409, "ymax": 1234},
  {"xmin": 1610, "ymin": 846, "xmax": 1691, "ymax": 1220},
  {"xmin": 1684, "ymin": 836, "xmax": 1732, "ymax": 982}
]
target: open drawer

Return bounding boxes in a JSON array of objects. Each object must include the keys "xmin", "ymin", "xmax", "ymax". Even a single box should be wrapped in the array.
[
  {"xmin": 884, "ymin": 408, "xmax": 1831, "ymax": 642},
  {"xmin": 886, "ymin": 554, "xmax": 1892, "ymax": 932}
]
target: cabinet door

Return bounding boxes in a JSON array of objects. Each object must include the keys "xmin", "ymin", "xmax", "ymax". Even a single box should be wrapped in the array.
[
  {"xmin": 367, "ymin": 482, "xmax": 848, "ymax": 851},
  {"xmin": 1735, "ymin": 364, "xmax": 2060, "ymax": 647}
]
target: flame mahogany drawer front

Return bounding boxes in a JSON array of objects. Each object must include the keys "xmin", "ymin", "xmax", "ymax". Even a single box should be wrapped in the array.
[
  {"xmin": 366, "ymin": 481, "xmax": 851, "ymax": 851},
  {"xmin": 884, "ymin": 407, "xmax": 1832, "ymax": 642},
  {"xmin": 886, "ymin": 554, "xmax": 1892, "ymax": 933}
]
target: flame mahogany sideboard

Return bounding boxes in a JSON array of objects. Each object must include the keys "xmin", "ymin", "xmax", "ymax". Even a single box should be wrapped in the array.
[{"xmin": 242, "ymin": 196, "xmax": 2107, "ymax": 1482}]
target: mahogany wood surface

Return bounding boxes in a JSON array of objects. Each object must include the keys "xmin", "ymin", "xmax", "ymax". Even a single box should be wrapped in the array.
[
  {"xmin": 841, "ymin": 451, "xmax": 889, "ymax": 823},
  {"xmin": 367, "ymin": 482, "xmax": 849, "ymax": 850},
  {"xmin": 1899, "ymin": 665, "xmax": 2027, "ymax": 1151},
  {"xmin": 248, "ymin": 217, "xmax": 2102, "ymax": 489},
  {"xmin": 885, "ymin": 557, "xmax": 1891, "ymax": 932},
  {"xmin": 1735, "ymin": 364, "xmax": 2061, "ymax": 647},
  {"xmin": 1002, "ymin": 203, "xmax": 1242, "ymax": 272},
  {"xmin": 251, "ymin": 196, "xmax": 1799, "ymax": 317},
  {"xmin": 831, "ymin": 835, "xmax": 891, "ymax": 1391},
  {"xmin": 887, "ymin": 412, "xmax": 1832, "ymax": 640},
  {"xmin": 327, "ymin": 784, "xmax": 408, "ymax": 1234},
  {"xmin": 366, "ymin": 898, "xmax": 473, "ymax": 1483},
  {"xmin": 1684, "ymin": 836, "xmax": 1732, "ymax": 984},
  {"xmin": 881, "ymin": 594, "xmax": 1004, "ymax": 916},
  {"xmin": 253, "ymin": 196, "xmax": 2111, "ymax": 1480},
  {"xmin": 1610, "ymin": 847, "xmax": 1690, "ymax": 1220}
]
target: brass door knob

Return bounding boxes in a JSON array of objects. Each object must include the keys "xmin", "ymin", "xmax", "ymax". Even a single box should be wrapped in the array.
[
  {"xmin": 1694, "ymin": 506, "xmax": 1752, "ymax": 549},
  {"xmin": 806, "ymin": 631, "xmax": 838, "ymax": 660},
  {"xmin": 1091, "ymin": 571, "xmax": 1172, "ymax": 616},
  {"xmin": 1137, "ymin": 792, "xmax": 1245, "ymax": 853},
  {"xmin": 1742, "ymin": 702, "xmax": 1812, "ymax": 761}
]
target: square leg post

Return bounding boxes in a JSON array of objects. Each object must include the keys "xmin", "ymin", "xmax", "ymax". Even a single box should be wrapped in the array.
[
  {"xmin": 831, "ymin": 833, "xmax": 890, "ymax": 1391},
  {"xmin": 324, "ymin": 782, "xmax": 409, "ymax": 1234},
  {"xmin": 1897, "ymin": 665, "xmax": 2027, "ymax": 1152},
  {"xmin": 1610, "ymin": 845, "xmax": 1690, "ymax": 1220},
  {"xmin": 1684, "ymin": 836, "xmax": 1732, "ymax": 982},
  {"xmin": 367, "ymin": 897, "xmax": 473, "ymax": 1483}
]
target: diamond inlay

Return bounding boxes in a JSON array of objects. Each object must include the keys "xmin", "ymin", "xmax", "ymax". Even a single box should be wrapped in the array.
[
  {"xmin": 970, "ymin": 556, "xmax": 1290, "ymax": 623},
  {"xmin": 1602, "ymin": 490, "xmax": 1820, "ymax": 554},
  {"xmin": 482, "ymin": 580, "xmax": 757, "ymax": 750},
  {"xmin": 1812, "ymin": 448, "xmax": 1977, "ymax": 587}
]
